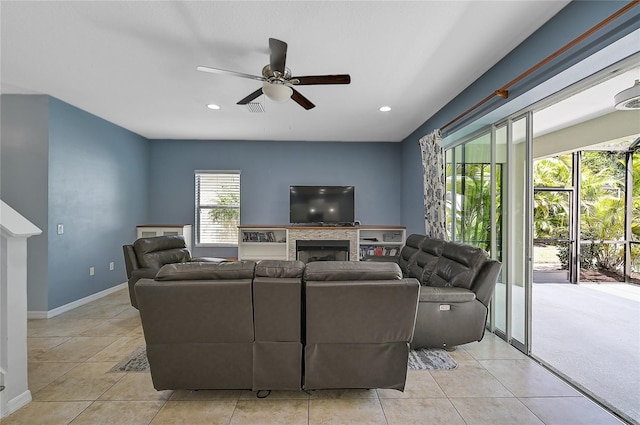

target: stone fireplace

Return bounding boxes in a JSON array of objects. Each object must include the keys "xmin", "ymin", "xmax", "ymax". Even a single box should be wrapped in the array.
[{"xmin": 287, "ymin": 227, "xmax": 358, "ymax": 261}]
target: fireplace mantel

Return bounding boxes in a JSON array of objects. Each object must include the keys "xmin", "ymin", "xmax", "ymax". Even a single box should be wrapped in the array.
[
  {"xmin": 238, "ymin": 225, "xmax": 405, "ymax": 262},
  {"xmin": 287, "ymin": 227, "xmax": 359, "ymax": 261}
]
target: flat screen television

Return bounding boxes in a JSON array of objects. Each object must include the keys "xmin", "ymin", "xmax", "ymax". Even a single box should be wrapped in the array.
[{"xmin": 289, "ymin": 185, "xmax": 355, "ymax": 225}]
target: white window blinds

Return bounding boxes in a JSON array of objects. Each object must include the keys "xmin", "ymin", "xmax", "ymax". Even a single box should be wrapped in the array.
[{"xmin": 195, "ymin": 171, "xmax": 240, "ymax": 245}]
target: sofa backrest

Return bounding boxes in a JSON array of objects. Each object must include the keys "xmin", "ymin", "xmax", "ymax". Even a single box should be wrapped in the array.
[
  {"xmin": 133, "ymin": 235, "xmax": 191, "ymax": 269},
  {"xmin": 424, "ymin": 241, "xmax": 488, "ymax": 289},
  {"xmin": 303, "ymin": 261, "xmax": 418, "ymax": 345},
  {"xmin": 135, "ymin": 260, "xmax": 257, "ymax": 345},
  {"xmin": 398, "ymin": 234, "xmax": 425, "ymax": 275},
  {"xmin": 403, "ymin": 236, "xmax": 490, "ymax": 291},
  {"xmin": 407, "ymin": 237, "xmax": 446, "ymax": 284},
  {"xmin": 253, "ymin": 260, "xmax": 305, "ymax": 342},
  {"xmin": 155, "ymin": 260, "xmax": 255, "ymax": 280}
]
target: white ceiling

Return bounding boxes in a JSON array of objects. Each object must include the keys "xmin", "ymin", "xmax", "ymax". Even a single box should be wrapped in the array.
[{"xmin": 1, "ymin": 1, "xmax": 570, "ymax": 142}]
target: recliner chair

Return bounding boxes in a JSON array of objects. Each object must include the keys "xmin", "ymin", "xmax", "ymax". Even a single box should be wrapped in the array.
[
  {"xmin": 123, "ymin": 235, "xmax": 225, "ymax": 309},
  {"xmin": 367, "ymin": 234, "xmax": 501, "ymax": 349},
  {"xmin": 135, "ymin": 261, "xmax": 257, "ymax": 390},
  {"xmin": 302, "ymin": 261, "xmax": 420, "ymax": 391}
]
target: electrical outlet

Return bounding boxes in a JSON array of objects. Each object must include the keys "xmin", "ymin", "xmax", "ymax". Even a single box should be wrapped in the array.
[
  {"xmin": 57, "ymin": 224, "xmax": 64, "ymax": 235},
  {"xmin": 89, "ymin": 267, "xmax": 95, "ymax": 276},
  {"xmin": 109, "ymin": 262, "xmax": 114, "ymax": 271}
]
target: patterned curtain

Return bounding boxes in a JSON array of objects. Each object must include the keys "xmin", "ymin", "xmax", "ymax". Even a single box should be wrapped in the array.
[{"xmin": 419, "ymin": 129, "xmax": 448, "ymax": 240}]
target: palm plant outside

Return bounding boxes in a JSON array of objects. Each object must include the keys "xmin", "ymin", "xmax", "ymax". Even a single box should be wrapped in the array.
[
  {"xmin": 449, "ymin": 150, "xmax": 639, "ymax": 280},
  {"xmin": 446, "ymin": 163, "xmax": 501, "ymax": 256},
  {"xmin": 208, "ymin": 190, "xmax": 240, "ymax": 242},
  {"xmin": 534, "ymin": 151, "xmax": 639, "ymax": 278}
]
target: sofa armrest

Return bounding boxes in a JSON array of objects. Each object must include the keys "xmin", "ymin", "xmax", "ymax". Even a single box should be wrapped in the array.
[
  {"xmin": 122, "ymin": 245, "xmax": 139, "ymax": 279},
  {"xmin": 472, "ymin": 260, "xmax": 502, "ymax": 306},
  {"xmin": 130, "ymin": 267, "xmax": 159, "ymax": 281},
  {"xmin": 419, "ymin": 286, "xmax": 476, "ymax": 303}
]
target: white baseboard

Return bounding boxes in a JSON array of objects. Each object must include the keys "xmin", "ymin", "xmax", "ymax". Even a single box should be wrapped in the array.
[
  {"xmin": 6, "ymin": 390, "xmax": 31, "ymax": 417},
  {"xmin": 27, "ymin": 282, "xmax": 128, "ymax": 319}
]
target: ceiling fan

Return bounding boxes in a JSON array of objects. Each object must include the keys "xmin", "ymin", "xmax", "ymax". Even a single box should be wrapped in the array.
[{"xmin": 197, "ymin": 38, "xmax": 351, "ymax": 110}]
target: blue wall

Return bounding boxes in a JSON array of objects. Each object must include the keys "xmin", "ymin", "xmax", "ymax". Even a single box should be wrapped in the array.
[
  {"xmin": 1, "ymin": 95, "xmax": 150, "ymax": 311},
  {"xmin": 47, "ymin": 98, "xmax": 150, "ymax": 309},
  {"xmin": 1, "ymin": 95, "xmax": 50, "ymax": 311},
  {"xmin": 400, "ymin": 0, "xmax": 640, "ymax": 237},
  {"xmin": 148, "ymin": 140, "xmax": 402, "ymax": 257}
]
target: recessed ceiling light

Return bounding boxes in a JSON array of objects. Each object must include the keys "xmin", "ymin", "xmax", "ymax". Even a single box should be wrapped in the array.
[
  {"xmin": 379, "ymin": 106, "xmax": 391, "ymax": 112},
  {"xmin": 207, "ymin": 104, "xmax": 221, "ymax": 110}
]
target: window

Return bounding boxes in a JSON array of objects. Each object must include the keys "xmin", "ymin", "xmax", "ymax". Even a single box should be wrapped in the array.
[{"xmin": 195, "ymin": 171, "xmax": 240, "ymax": 246}]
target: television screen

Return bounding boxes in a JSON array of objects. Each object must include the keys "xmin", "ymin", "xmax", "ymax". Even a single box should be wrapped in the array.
[{"xmin": 289, "ymin": 186, "xmax": 355, "ymax": 224}]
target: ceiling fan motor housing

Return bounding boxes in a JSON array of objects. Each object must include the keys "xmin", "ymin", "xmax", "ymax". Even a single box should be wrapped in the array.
[{"xmin": 262, "ymin": 65, "xmax": 292, "ymax": 82}]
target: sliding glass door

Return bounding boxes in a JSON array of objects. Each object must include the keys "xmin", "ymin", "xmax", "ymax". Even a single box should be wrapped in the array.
[{"xmin": 446, "ymin": 113, "xmax": 533, "ymax": 353}]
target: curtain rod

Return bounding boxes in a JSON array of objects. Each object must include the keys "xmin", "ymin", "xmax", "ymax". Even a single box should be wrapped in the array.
[{"xmin": 431, "ymin": 0, "xmax": 639, "ymax": 136}]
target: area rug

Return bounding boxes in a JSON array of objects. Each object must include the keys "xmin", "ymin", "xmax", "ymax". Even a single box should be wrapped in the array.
[
  {"xmin": 110, "ymin": 346, "xmax": 458, "ymax": 373},
  {"xmin": 108, "ymin": 345, "xmax": 149, "ymax": 372},
  {"xmin": 408, "ymin": 348, "xmax": 458, "ymax": 370}
]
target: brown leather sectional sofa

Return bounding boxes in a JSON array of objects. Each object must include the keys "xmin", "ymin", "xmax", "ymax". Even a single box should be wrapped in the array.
[
  {"xmin": 134, "ymin": 259, "xmax": 420, "ymax": 392},
  {"xmin": 127, "ymin": 234, "xmax": 501, "ymax": 392}
]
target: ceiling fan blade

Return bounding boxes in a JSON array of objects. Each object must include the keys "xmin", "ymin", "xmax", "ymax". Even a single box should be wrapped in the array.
[
  {"xmin": 292, "ymin": 74, "xmax": 351, "ymax": 85},
  {"xmin": 291, "ymin": 88, "xmax": 315, "ymax": 110},
  {"xmin": 269, "ymin": 38, "xmax": 288, "ymax": 75},
  {"xmin": 196, "ymin": 66, "xmax": 264, "ymax": 82},
  {"xmin": 237, "ymin": 88, "xmax": 264, "ymax": 105}
]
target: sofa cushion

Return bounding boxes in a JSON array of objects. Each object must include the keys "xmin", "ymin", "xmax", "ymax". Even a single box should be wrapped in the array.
[
  {"xmin": 304, "ymin": 261, "xmax": 402, "ymax": 281},
  {"xmin": 419, "ymin": 286, "xmax": 476, "ymax": 303},
  {"xmin": 427, "ymin": 243, "xmax": 488, "ymax": 289},
  {"xmin": 155, "ymin": 260, "xmax": 256, "ymax": 281},
  {"xmin": 256, "ymin": 260, "xmax": 305, "ymax": 278},
  {"xmin": 133, "ymin": 235, "xmax": 191, "ymax": 269}
]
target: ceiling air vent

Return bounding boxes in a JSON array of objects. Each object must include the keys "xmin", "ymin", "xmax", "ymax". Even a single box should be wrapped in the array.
[{"xmin": 246, "ymin": 102, "xmax": 265, "ymax": 113}]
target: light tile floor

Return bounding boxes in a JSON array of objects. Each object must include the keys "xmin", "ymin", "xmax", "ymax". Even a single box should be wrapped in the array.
[{"xmin": 4, "ymin": 288, "xmax": 627, "ymax": 425}]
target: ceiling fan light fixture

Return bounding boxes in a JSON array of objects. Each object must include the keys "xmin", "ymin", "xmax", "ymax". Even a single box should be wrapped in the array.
[
  {"xmin": 206, "ymin": 104, "xmax": 221, "ymax": 110},
  {"xmin": 614, "ymin": 79, "xmax": 640, "ymax": 110},
  {"xmin": 379, "ymin": 106, "xmax": 392, "ymax": 112},
  {"xmin": 262, "ymin": 81, "xmax": 293, "ymax": 103}
]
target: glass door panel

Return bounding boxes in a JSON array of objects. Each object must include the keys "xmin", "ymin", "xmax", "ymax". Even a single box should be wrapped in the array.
[
  {"xmin": 509, "ymin": 115, "xmax": 531, "ymax": 349},
  {"xmin": 579, "ymin": 151, "xmax": 626, "ymax": 282},
  {"xmin": 458, "ymin": 133, "xmax": 492, "ymax": 251},
  {"xmin": 533, "ymin": 189, "xmax": 573, "ymax": 283},
  {"xmin": 494, "ymin": 125, "xmax": 508, "ymax": 336}
]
